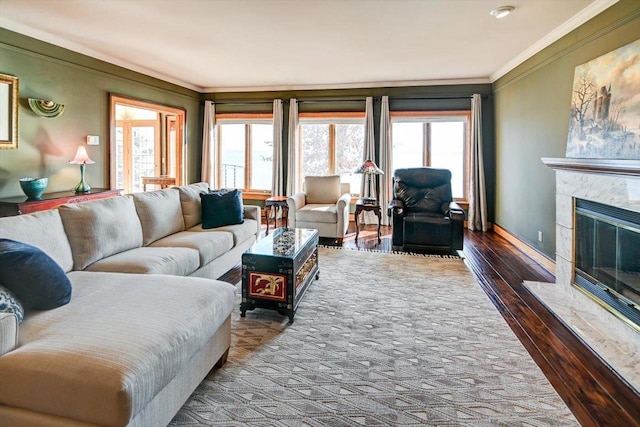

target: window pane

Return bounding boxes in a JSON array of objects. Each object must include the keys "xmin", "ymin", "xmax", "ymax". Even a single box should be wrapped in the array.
[
  {"xmin": 220, "ymin": 124, "xmax": 245, "ymax": 189},
  {"xmin": 250, "ymin": 124, "xmax": 273, "ymax": 191},
  {"xmin": 392, "ymin": 122, "xmax": 423, "ymax": 171},
  {"xmin": 301, "ymin": 124, "xmax": 329, "ymax": 177},
  {"xmin": 335, "ymin": 124, "xmax": 364, "ymax": 194},
  {"xmin": 115, "ymin": 126, "xmax": 124, "ymax": 190},
  {"xmin": 132, "ymin": 125, "xmax": 155, "ymax": 193},
  {"xmin": 430, "ymin": 122, "xmax": 464, "ymax": 198}
]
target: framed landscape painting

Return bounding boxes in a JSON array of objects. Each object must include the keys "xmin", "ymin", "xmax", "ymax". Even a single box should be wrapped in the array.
[{"xmin": 566, "ymin": 39, "xmax": 640, "ymax": 159}]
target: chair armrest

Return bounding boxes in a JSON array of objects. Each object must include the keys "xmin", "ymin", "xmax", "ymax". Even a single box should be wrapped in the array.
[
  {"xmin": 0, "ymin": 313, "xmax": 18, "ymax": 356},
  {"xmin": 387, "ymin": 199, "xmax": 405, "ymax": 217},
  {"xmin": 336, "ymin": 193, "xmax": 351, "ymax": 210},
  {"xmin": 447, "ymin": 201, "xmax": 465, "ymax": 221},
  {"xmin": 287, "ymin": 192, "xmax": 306, "ymax": 212}
]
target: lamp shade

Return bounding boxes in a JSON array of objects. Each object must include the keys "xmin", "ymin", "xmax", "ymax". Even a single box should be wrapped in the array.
[
  {"xmin": 354, "ymin": 160, "xmax": 384, "ymax": 175},
  {"xmin": 69, "ymin": 145, "xmax": 95, "ymax": 165}
]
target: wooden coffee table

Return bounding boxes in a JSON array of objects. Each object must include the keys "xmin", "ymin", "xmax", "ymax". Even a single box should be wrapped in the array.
[{"xmin": 241, "ymin": 228, "xmax": 319, "ymax": 323}]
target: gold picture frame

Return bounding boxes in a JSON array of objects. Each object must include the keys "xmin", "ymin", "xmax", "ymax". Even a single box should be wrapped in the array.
[{"xmin": 0, "ymin": 73, "xmax": 19, "ymax": 150}]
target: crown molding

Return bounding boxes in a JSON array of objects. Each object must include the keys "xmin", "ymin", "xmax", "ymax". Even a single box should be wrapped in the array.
[
  {"xmin": 490, "ymin": 0, "xmax": 619, "ymax": 82},
  {"xmin": 202, "ymin": 78, "xmax": 491, "ymax": 94}
]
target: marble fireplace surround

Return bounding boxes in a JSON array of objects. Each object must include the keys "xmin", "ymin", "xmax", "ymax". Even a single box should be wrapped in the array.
[{"xmin": 530, "ymin": 158, "xmax": 640, "ymax": 394}]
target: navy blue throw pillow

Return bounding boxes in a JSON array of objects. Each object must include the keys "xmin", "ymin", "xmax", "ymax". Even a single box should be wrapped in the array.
[
  {"xmin": 200, "ymin": 189, "xmax": 244, "ymax": 229},
  {"xmin": 0, "ymin": 239, "xmax": 72, "ymax": 310}
]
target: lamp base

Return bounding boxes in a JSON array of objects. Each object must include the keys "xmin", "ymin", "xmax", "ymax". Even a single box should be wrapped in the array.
[
  {"xmin": 74, "ymin": 164, "xmax": 91, "ymax": 193},
  {"xmin": 74, "ymin": 181, "xmax": 91, "ymax": 193}
]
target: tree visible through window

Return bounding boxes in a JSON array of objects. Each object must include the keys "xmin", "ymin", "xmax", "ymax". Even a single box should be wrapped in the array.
[{"xmin": 298, "ymin": 114, "xmax": 365, "ymax": 194}]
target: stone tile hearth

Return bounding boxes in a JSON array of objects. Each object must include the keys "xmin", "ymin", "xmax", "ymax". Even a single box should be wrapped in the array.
[{"xmin": 535, "ymin": 160, "xmax": 640, "ymax": 394}]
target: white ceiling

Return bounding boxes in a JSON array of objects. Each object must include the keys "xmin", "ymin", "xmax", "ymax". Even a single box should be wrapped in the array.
[{"xmin": 0, "ymin": 0, "xmax": 617, "ymax": 92}]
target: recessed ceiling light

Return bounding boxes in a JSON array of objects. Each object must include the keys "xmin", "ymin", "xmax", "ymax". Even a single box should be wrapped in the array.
[{"xmin": 490, "ymin": 6, "xmax": 515, "ymax": 19}]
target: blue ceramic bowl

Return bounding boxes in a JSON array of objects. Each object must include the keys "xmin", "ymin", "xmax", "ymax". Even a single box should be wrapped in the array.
[{"xmin": 19, "ymin": 177, "xmax": 48, "ymax": 200}]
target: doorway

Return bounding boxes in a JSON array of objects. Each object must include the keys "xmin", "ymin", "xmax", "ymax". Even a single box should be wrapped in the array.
[{"xmin": 109, "ymin": 95, "xmax": 186, "ymax": 193}]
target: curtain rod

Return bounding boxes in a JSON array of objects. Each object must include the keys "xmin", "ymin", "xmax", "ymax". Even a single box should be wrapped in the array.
[{"xmin": 208, "ymin": 95, "xmax": 487, "ymax": 105}]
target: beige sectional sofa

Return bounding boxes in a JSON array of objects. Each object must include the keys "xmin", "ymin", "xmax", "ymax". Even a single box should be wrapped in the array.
[{"xmin": 0, "ymin": 183, "xmax": 260, "ymax": 426}]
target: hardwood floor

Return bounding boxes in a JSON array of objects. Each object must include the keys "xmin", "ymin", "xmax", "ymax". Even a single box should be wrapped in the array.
[{"xmin": 221, "ymin": 223, "xmax": 640, "ymax": 427}]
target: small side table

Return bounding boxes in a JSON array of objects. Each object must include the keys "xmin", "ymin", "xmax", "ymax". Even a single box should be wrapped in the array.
[
  {"xmin": 142, "ymin": 176, "xmax": 176, "ymax": 191},
  {"xmin": 264, "ymin": 196, "xmax": 289, "ymax": 235},
  {"xmin": 354, "ymin": 199, "xmax": 381, "ymax": 243}
]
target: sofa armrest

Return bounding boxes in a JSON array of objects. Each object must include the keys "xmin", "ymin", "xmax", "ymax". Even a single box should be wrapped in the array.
[
  {"xmin": 387, "ymin": 199, "xmax": 405, "ymax": 217},
  {"xmin": 243, "ymin": 205, "xmax": 262, "ymax": 240},
  {"xmin": 243, "ymin": 205, "xmax": 261, "ymax": 222},
  {"xmin": 0, "ymin": 313, "xmax": 18, "ymax": 356}
]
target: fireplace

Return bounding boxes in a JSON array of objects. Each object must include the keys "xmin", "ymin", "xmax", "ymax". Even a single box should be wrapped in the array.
[
  {"xmin": 574, "ymin": 199, "xmax": 640, "ymax": 328},
  {"xmin": 532, "ymin": 157, "xmax": 640, "ymax": 393}
]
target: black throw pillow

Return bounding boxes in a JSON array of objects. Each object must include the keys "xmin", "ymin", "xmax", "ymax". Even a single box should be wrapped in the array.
[
  {"xmin": 0, "ymin": 238, "xmax": 72, "ymax": 310},
  {"xmin": 200, "ymin": 189, "xmax": 244, "ymax": 229}
]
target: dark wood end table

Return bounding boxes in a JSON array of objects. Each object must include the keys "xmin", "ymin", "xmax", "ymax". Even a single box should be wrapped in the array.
[
  {"xmin": 264, "ymin": 196, "xmax": 289, "ymax": 235},
  {"xmin": 354, "ymin": 199, "xmax": 382, "ymax": 243}
]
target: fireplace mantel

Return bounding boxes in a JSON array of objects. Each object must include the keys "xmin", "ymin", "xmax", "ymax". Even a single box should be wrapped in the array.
[{"xmin": 541, "ymin": 157, "xmax": 640, "ymax": 177}]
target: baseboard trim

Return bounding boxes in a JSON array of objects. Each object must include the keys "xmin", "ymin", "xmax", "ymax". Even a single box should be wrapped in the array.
[{"xmin": 493, "ymin": 225, "xmax": 556, "ymax": 275}]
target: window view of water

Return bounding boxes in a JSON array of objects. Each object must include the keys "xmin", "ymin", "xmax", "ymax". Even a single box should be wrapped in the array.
[{"xmin": 392, "ymin": 120, "xmax": 465, "ymax": 199}]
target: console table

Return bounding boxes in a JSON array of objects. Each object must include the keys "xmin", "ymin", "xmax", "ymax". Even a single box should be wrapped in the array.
[{"xmin": 0, "ymin": 188, "xmax": 121, "ymax": 217}]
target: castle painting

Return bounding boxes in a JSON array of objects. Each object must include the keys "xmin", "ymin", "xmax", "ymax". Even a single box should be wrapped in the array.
[{"xmin": 566, "ymin": 39, "xmax": 640, "ymax": 159}]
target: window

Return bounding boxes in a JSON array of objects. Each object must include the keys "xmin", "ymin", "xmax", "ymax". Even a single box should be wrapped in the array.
[
  {"xmin": 216, "ymin": 114, "xmax": 274, "ymax": 194},
  {"xmin": 391, "ymin": 112, "xmax": 469, "ymax": 200},
  {"xmin": 297, "ymin": 113, "xmax": 365, "ymax": 194}
]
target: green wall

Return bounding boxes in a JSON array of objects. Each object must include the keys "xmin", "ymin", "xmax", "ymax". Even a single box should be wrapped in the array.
[
  {"xmin": 493, "ymin": 0, "xmax": 640, "ymax": 259},
  {"xmin": 0, "ymin": 28, "xmax": 201, "ymax": 198}
]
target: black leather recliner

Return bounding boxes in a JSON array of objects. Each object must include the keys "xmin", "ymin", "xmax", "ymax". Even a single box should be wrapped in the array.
[{"xmin": 388, "ymin": 168, "xmax": 465, "ymax": 253}]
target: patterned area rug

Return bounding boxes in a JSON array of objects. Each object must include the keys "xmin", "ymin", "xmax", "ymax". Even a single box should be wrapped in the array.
[{"xmin": 170, "ymin": 247, "xmax": 577, "ymax": 426}]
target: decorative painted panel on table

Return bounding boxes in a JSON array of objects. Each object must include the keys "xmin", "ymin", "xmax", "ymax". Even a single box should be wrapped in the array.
[
  {"xmin": 566, "ymin": 39, "xmax": 640, "ymax": 159},
  {"xmin": 248, "ymin": 272, "xmax": 287, "ymax": 301}
]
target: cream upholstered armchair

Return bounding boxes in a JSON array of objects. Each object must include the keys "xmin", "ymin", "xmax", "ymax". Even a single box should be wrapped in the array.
[{"xmin": 287, "ymin": 175, "xmax": 351, "ymax": 244}]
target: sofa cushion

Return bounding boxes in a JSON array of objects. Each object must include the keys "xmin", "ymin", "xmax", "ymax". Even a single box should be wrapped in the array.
[
  {"xmin": 296, "ymin": 204, "xmax": 338, "ymax": 224},
  {"xmin": 178, "ymin": 182, "xmax": 210, "ymax": 229},
  {"xmin": 84, "ymin": 247, "xmax": 200, "ymax": 276},
  {"xmin": 201, "ymin": 189, "xmax": 244, "ymax": 229},
  {"xmin": 59, "ymin": 196, "xmax": 143, "ymax": 270},
  {"xmin": 150, "ymin": 231, "xmax": 233, "ymax": 266},
  {"xmin": 305, "ymin": 175, "xmax": 340, "ymax": 204},
  {"xmin": 0, "ymin": 271, "xmax": 235, "ymax": 426},
  {"xmin": 0, "ymin": 239, "xmax": 72, "ymax": 310},
  {"xmin": 0, "ymin": 285, "xmax": 23, "ymax": 324},
  {"xmin": 132, "ymin": 188, "xmax": 185, "ymax": 245},
  {"xmin": 189, "ymin": 218, "xmax": 259, "ymax": 246},
  {"xmin": 0, "ymin": 209, "xmax": 74, "ymax": 273}
]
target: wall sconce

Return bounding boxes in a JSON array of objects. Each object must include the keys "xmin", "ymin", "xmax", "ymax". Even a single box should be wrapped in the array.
[{"xmin": 69, "ymin": 145, "xmax": 95, "ymax": 193}]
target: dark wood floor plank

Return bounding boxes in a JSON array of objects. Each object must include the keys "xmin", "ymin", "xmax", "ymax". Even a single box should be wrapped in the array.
[{"xmin": 219, "ymin": 224, "xmax": 640, "ymax": 427}]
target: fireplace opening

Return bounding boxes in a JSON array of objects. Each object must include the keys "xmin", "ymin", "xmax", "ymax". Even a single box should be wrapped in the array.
[{"xmin": 575, "ymin": 199, "xmax": 640, "ymax": 328}]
